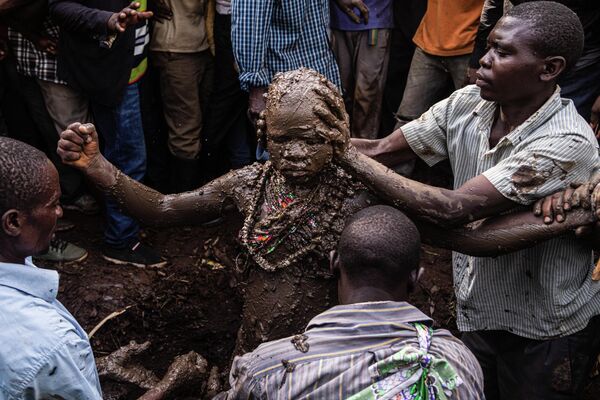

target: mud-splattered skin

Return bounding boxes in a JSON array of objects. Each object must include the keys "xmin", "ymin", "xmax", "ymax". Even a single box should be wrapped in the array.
[
  {"xmin": 62, "ymin": 69, "xmax": 374, "ymax": 353},
  {"xmin": 59, "ymin": 68, "xmax": 596, "ymax": 355}
]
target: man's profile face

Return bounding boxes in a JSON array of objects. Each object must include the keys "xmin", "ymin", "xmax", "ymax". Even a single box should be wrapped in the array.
[
  {"xmin": 17, "ymin": 164, "xmax": 62, "ymax": 256},
  {"xmin": 267, "ymin": 100, "xmax": 334, "ymax": 183},
  {"xmin": 476, "ymin": 16, "xmax": 545, "ymax": 104}
]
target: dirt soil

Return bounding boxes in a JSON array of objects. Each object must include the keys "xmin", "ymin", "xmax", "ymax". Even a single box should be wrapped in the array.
[{"xmin": 47, "ymin": 173, "xmax": 600, "ymax": 399}]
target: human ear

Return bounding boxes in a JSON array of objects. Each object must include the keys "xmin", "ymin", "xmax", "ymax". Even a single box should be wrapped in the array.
[
  {"xmin": 540, "ymin": 56, "xmax": 566, "ymax": 82},
  {"xmin": 1, "ymin": 209, "xmax": 22, "ymax": 237},
  {"xmin": 407, "ymin": 267, "xmax": 425, "ymax": 293},
  {"xmin": 329, "ymin": 250, "xmax": 341, "ymax": 277}
]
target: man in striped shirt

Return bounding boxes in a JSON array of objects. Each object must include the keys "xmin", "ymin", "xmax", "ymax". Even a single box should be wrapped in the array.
[
  {"xmin": 328, "ymin": 2, "xmax": 600, "ymax": 399},
  {"xmin": 216, "ymin": 206, "xmax": 484, "ymax": 399}
]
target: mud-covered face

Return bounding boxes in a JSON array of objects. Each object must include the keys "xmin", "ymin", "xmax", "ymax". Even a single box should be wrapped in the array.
[{"xmin": 267, "ymin": 102, "xmax": 334, "ymax": 182}]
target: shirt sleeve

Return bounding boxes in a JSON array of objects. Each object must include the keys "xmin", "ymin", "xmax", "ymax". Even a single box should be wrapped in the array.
[
  {"xmin": 469, "ymin": 0, "xmax": 504, "ymax": 69},
  {"xmin": 231, "ymin": 0, "xmax": 275, "ymax": 91},
  {"xmin": 401, "ymin": 96, "xmax": 452, "ymax": 166},
  {"xmin": 215, "ymin": 353, "xmax": 262, "ymax": 399},
  {"xmin": 24, "ymin": 335, "xmax": 103, "ymax": 400},
  {"xmin": 483, "ymin": 133, "xmax": 600, "ymax": 205},
  {"xmin": 49, "ymin": 0, "xmax": 113, "ymax": 37}
]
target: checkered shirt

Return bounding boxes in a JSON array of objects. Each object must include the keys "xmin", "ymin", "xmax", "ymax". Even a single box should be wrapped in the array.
[
  {"xmin": 8, "ymin": 18, "xmax": 65, "ymax": 85},
  {"xmin": 231, "ymin": 0, "xmax": 341, "ymax": 91}
]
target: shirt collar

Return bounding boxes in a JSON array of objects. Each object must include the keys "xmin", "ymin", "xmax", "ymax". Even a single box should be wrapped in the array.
[
  {"xmin": 473, "ymin": 86, "xmax": 563, "ymax": 149},
  {"xmin": 0, "ymin": 257, "xmax": 59, "ymax": 302},
  {"xmin": 306, "ymin": 301, "xmax": 432, "ymax": 331}
]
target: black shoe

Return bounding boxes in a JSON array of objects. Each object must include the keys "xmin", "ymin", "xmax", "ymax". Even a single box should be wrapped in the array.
[{"xmin": 101, "ymin": 241, "xmax": 167, "ymax": 268}]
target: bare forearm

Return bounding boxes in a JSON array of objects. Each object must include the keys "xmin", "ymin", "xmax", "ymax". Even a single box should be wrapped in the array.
[
  {"xmin": 351, "ymin": 129, "xmax": 416, "ymax": 167},
  {"xmin": 340, "ymin": 147, "xmax": 502, "ymax": 227},
  {"xmin": 421, "ymin": 208, "xmax": 596, "ymax": 256}
]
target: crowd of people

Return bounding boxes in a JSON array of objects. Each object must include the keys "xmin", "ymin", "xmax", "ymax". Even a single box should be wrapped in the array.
[{"xmin": 2, "ymin": 0, "xmax": 600, "ymax": 399}]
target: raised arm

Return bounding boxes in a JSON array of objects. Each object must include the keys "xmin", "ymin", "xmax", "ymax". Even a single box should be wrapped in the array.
[{"xmin": 57, "ymin": 123, "xmax": 240, "ymax": 227}]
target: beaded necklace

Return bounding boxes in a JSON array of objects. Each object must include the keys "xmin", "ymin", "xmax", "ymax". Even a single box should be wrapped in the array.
[{"xmin": 240, "ymin": 161, "xmax": 351, "ymax": 271}]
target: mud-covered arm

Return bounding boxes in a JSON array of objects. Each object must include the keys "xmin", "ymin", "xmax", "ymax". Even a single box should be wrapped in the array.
[
  {"xmin": 350, "ymin": 128, "xmax": 418, "ymax": 168},
  {"xmin": 419, "ymin": 207, "xmax": 596, "ymax": 257},
  {"xmin": 339, "ymin": 146, "xmax": 515, "ymax": 228},
  {"xmin": 57, "ymin": 123, "xmax": 240, "ymax": 227}
]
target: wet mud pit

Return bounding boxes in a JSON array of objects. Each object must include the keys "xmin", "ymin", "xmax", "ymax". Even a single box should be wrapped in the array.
[{"xmin": 43, "ymin": 159, "xmax": 600, "ymax": 399}]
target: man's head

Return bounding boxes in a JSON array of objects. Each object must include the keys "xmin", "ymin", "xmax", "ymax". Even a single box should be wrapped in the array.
[
  {"xmin": 331, "ymin": 205, "xmax": 421, "ymax": 304},
  {"xmin": 0, "ymin": 137, "xmax": 62, "ymax": 262},
  {"xmin": 265, "ymin": 68, "xmax": 349, "ymax": 183},
  {"xmin": 476, "ymin": 1, "xmax": 583, "ymax": 104}
]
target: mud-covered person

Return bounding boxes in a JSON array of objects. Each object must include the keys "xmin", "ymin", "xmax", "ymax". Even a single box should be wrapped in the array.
[
  {"xmin": 56, "ymin": 68, "xmax": 377, "ymax": 356},
  {"xmin": 216, "ymin": 205, "xmax": 485, "ymax": 399},
  {"xmin": 0, "ymin": 137, "xmax": 102, "ymax": 399},
  {"xmin": 320, "ymin": 2, "xmax": 600, "ymax": 399}
]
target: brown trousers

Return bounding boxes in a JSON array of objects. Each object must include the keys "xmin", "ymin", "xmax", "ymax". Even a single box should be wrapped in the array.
[
  {"xmin": 331, "ymin": 29, "xmax": 391, "ymax": 139},
  {"xmin": 152, "ymin": 50, "xmax": 213, "ymax": 159}
]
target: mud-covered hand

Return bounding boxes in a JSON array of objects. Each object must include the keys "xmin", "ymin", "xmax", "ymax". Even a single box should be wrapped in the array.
[
  {"xmin": 591, "ymin": 95, "xmax": 600, "ymax": 138},
  {"xmin": 248, "ymin": 86, "xmax": 267, "ymax": 124},
  {"xmin": 312, "ymin": 83, "xmax": 350, "ymax": 156},
  {"xmin": 533, "ymin": 171, "xmax": 600, "ymax": 223},
  {"xmin": 57, "ymin": 122, "xmax": 101, "ymax": 171},
  {"xmin": 108, "ymin": 2, "xmax": 153, "ymax": 33},
  {"xmin": 334, "ymin": 0, "xmax": 369, "ymax": 24}
]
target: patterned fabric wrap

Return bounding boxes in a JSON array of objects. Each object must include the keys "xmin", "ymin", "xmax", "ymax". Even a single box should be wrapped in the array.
[{"xmin": 348, "ymin": 323, "xmax": 463, "ymax": 400}]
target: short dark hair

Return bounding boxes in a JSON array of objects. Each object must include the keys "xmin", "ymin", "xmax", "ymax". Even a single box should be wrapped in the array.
[
  {"xmin": 0, "ymin": 137, "xmax": 51, "ymax": 215},
  {"xmin": 337, "ymin": 206, "xmax": 421, "ymax": 284},
  {"xmin": 507, "ymin": 1, "xmax": 584, "ymax": 72}
]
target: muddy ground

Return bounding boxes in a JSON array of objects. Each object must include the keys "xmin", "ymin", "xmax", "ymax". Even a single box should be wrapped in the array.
[{"xmin": 45, "ymin": 163, "xmax": 600, "ymax": 399}]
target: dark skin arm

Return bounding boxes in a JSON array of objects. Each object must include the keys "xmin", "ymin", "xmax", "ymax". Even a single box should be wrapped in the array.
[
  {"xmin": 313, "ymin": 87, "xmax": 597, "ymax": 254},
  {"xmin": 420, "ymin": 207, "xmax": 596, "ymax": 257},
  {"xmin": 340, "ymin": 142, "xmax": 514, "ymax": 228},
  {"xmin": 57, "ymin": 123, "xmax": 242, "ymax": 227}
]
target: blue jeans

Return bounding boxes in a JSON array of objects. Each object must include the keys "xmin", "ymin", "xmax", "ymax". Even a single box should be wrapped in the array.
[
  {"xmin": 559, "ymin": 61, "xmax": 600, "ymax": 122},
  {"xmin": 91, "ymin": 82, "xmax": 146, "ymax": 248}
]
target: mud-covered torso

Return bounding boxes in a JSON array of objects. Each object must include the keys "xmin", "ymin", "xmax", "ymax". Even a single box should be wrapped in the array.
[{"xmin": 230, "ymin": 162, "xmax": 376, "ymax": 276}]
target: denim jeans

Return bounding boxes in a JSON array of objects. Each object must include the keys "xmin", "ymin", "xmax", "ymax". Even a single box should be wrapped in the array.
[
  {"xmin": 91, "ymin": 82, "xmax": 146, "ymax": 248},
  {"xmin": 559, "ymin": 61, "xmax": 600, "ymax": 122}
]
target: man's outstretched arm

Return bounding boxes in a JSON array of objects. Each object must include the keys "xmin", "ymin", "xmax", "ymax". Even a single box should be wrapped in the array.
[
  {"xmin": 420, "ymin": 206, "xmax": 596, "ymax": 257},
  {"xmin": 57, "ymin": 123, "xmax": 240, "ymax": 227}
]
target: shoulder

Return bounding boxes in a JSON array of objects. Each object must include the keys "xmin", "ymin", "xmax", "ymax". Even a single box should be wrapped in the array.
[
  {"xmin": 0, "ymin": 288, "xmax": 90, "ymax": 394},
  {"xmin": 429, "ymin": 329, "xmax": 485, "ymax": 397}
]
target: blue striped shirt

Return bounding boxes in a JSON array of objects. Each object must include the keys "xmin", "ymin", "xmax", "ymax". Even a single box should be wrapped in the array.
[
  {"xmin": 231, "ymin": 0, "xmax": 341, "ymax": 91},
  {"xmin": 217, "ymin": 301, "xmax": 484, "ymax": 399},
  {"xmin": 402, "ymin": 84, "xmax": 600, "ymax": 339}
]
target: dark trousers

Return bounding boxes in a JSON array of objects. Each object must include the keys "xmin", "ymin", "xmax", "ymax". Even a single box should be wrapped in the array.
[
  {"xmin": 91, "ymin": 82, "xmax": 146, "ymax": 247},
  {"xmin": 4, "ymin": 60, "xmax": 83, "ymax": 202},
  {"xmin": 202, "ymin": 13, "xmax": 254, "ymax": 179},
  {"xmin": 462, "ymin": 316, "xmax": 600, "ymax": 400}
]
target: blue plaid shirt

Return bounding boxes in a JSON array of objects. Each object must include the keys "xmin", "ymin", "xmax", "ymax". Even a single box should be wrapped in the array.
[{"xmin": 231, "ymin": 0, "xmax": 341, "ymax": 91}]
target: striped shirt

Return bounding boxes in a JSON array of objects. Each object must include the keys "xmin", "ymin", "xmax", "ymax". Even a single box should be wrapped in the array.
[
  {"xmin": 231, "ymin": 0, "xmax": 341, "ymax": 92},
  {"xmin": 402, "ymin": 84, "xmax": 600, "ymax": 339},
  {"xmin": 217, "ymin": 301, "xmax": 484, "ymax": 399}
]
